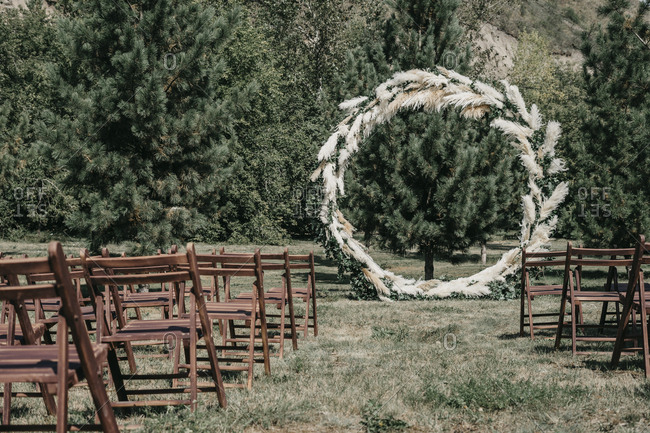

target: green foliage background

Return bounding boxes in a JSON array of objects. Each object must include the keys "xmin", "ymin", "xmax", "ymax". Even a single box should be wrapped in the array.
[{"xmin": 0, "ymin": 0, "xmax": 649, "ymax": 272}]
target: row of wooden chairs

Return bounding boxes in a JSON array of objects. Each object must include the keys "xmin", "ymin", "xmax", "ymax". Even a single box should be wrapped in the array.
[
  {"xmin": 0, "ymin": 242, "xmax": 318, "ymax": 432},
  {"xmin": 520, "ymin": 236, "xmax": 650, "ymax": 376}
]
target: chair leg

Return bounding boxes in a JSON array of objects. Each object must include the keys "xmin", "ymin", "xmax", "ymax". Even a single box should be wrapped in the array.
[
  {"xmin": 190, "ymin": 332, "xmax": 198, "ymax": 412},
  {"xmin": 527, "ymin": 292, "xmax": 535, "ymax": 340},
  {"xmin": 106, "ymin": 347, "xmax": 128, "ymax": 402},
  {"xmin": 246, "ymin": 316, "xmax": 256, "ymax": 390},
  {"xmin": 201, "ymin": 325, "xmax": 227, "ymax": 408},
  {"xmin": 303, "ymin": 293, "xmax": 311, "ymax": 337},
  {"xmin": 640, "ymin": 306, "xmax": 650, "ymax": 378},
  {"xmin": 56, "ymin": 373, "xmax": 68, "ymax": 433},
  {"xmin": 519, "ymin": 286, "xmax": 525, "ymax": 337},
  {"xmin": 555, "ymin": 292, "xmax": 569, "ymax": 350},
  {"xmin": 278, "ymin": 299, "xmax": 286, "ymax": 359},
  {"xmin": 571, "ymin": 302, "xmax": 578, "ymax": 356},
  {"xmin": 598, "ymin": 301, "xmax": 609, "ymax": 334},
  {"xmin": 2, "ymin": 383, "xmax": 11, "ymax": 425},
  {"xmin": 310, "ymin": 288, "xmax": 318, "ymax": 337},
  {"xmin": 124, "ymin": 341, "xmax": 137, "ymax": 374}
]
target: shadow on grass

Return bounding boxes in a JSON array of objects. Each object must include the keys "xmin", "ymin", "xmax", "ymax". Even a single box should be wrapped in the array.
[{"xmin": 497, "ymin": 332, "xmax": 521, "ymax": 340}]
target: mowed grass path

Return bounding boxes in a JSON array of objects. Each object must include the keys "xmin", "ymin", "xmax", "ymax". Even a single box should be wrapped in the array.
[{"xmin": 2, "ymin": 238, "xmax": 650, "ymax": 432}]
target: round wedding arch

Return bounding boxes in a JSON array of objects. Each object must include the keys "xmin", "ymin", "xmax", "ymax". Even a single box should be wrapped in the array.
[{"xmin": 312, "ymin": 68, "xmax": 568, "ymax": 300}]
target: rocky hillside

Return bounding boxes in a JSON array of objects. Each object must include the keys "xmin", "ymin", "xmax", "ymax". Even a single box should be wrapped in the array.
[{"xmin": 473, "ymin": 0, "xmax": 641, "ymax": 78}]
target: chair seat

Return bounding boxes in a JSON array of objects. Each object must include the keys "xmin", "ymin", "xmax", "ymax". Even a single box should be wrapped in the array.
[
  {"xmin": 101, "ymin": 319, "xmax": 196, "ymax": 342},
  {"xmin": 0, "ymin": 344, "xmax": 107, "ymax": 383},
  {"xmin": 122, "ymin": 292, "xmax": 172, "ymax": 307},
  {"xmin": 0, "ymin": 322, "xmax": 46, "ymax": 345},
  {"xmin": 268, "ymin": 286, "xmax": 310, "ymax": 300},
  {"xmin": 40, "ymin": 305, "xmax": 96, "ymax": 326},
  {"xmin": 235, "ymin": 291, "xmax": 284, "ymax": 302},
  {"xmin": 24, "ymin": 298, "xmax": 61, "ymax": 312},
  {"xmin": 571, "ymin": 291, "xmax": 622, "ymax": 302},
  {"xmin": 528, "ymin": 285, "xmax": 563, "ymax": 297},
  {"xmin": 204, "ymin": 302, "xmax": 254, "ymax": 320}
]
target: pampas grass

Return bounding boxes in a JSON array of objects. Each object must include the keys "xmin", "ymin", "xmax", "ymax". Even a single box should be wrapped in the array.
[{"xmin": 313, "ymin": 68, "xmax": 568, "ymax": 299}]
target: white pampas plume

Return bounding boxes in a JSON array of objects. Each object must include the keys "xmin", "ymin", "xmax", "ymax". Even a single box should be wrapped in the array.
[
  {"xmin": 422, "ymin": 89, "xmax": 447, "ymax": 112},
  {"xmin": 491, "ymin": 118, "xmax": 534, "ymax": 140},
  {"xmin": 423, "ymin": 73, "xmax": 449, "ymax": 88},
  {"xmin": 443, "ymin": 92, "xmax": 492, "ymax": 108},
  {"xmin": 339, "ymin": 96, "xmax": 368, "ymax": 112},
  {"xmin": 528, "ymin": 178, "xmax": 542, "ymax": 203},
  {"xmin": 538, "ymin": 182, "xmax": 569, "ymax": 221},
  {"xmin": 461, "ymin": 105, "xmax": 490, "ymax": 119},
  {"xmin": 346, "ymin": 115, "xmax": 363, "ymax": 152},
  {"xmin": 530, "ymin": 104, "xmax": 542, "ymax": 131},
  {"xmin": 338, "ymin": 148, "xmax": 350, "ymax": 169},
  {"xmin": 389, "ymin": 70, "xmax": 423, "ymax": 86},
  {"xmin": 528, "ymin": 216, "xmax": 559, "ymax": 248},
  {"xmin": 336, "ymin": 174, "xmax": 345, "ymax": 195},
  {"xmin": 318, "ymin": 132, "xmax": 339, "ymax": 162},
  {"xmin": 474, "ymin": 81, "xmax": 505, "ymax": 106},
  {"xmin": 376, "ymin": 83, "xmax": 392, "ymax": 101},
  {"xmin": 439, "ymin": 67, "xmax": 473, "ymax": 86},
  {"xmin": 387, "ymin": 92, "xmax": 412, "ymax": 118},
  {"xmin": 310, "ymin": 160, "xmax": 327, "ymax": 182},
  {"xmin": 541, "ymin": 121, "xmax": 561, "ymax": 157},
  {"xmin": 520, "ymin": 154, "xmax": 543, "ymax": 178},
  {"xmin": 523, "ymin": 195, "xmax": 536, "ymax": 227},
  {"xmin": 503, "ymin": 81, "xmax": 531, "ymax": 125},
  {"xmin": 548, "ymin": 158, "xmax": 567, "ymax": 174},
  {"xmin": 322, "ymin": 163, "xmax": 338, "ymax": 202}
]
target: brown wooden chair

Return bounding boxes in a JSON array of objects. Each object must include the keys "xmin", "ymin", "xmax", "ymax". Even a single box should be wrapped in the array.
[
  {"xmin": 279, "ymin": 251, "xmax": 317, "ymax": 337},
  {"xmin": 103, "ymin": 248, "xmax": 176, "ymax": 322},
  {"xmin": 219, "ymin": 248, "xmax": 298, "ymax": 358},
  {"xmin": 554, "ymin": 242, "xmax": 642, "ymax": 355},
  {"xmin": 612, "ymin": 236, "xmax": 650, "ymax": 376},
  {"xmin": 520, "ymin": 248, "xmax": 567, "ymax": 339},
  {"xmin": 223, "ymin": 248, "xmax": 317, "ymax": 337},
  {"xmin": 0, "ymin": 241, "xmax": 119, "ymax": 432},
  {"xmin": 192, "ymin": 250, "xmax": 271, "ymax": 389},
  {"xmin": 81, "ymin": 243, "xmax": 226, "ymax": 410}
]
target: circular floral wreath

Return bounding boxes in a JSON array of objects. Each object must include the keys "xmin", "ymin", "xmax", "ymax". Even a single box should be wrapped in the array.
[{"xmin": 312, "ymin": 68, "xmax": 568, "ymax": 300}]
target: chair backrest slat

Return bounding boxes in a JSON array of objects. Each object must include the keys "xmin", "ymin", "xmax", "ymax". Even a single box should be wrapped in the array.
[
  {"xmin": 89, "ymin": 270, "xmax": 191, "ymax": 286},
  {"xmin": 0, "ymin": 284, "xmax": 57, "ymax": 302}
]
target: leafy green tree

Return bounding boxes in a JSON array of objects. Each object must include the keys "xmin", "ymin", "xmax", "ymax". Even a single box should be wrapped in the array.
[
  {"xmin": 45, "ymin": 0, "xmax": 242, "ymax": 252},
  {"xmin": 336, "ymin": 0, "xmax": 521, "ymax": 279},
  {"xmin": 0, "ymin": 1, "xmax": 70, "ymax": 237},
  {"xmin": 566, "ymin": 0, "xmax": 650, "ymax": 246}
]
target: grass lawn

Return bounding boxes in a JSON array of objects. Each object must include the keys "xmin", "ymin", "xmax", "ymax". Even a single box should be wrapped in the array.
[{"xmin": 2, "ymin": 237, "xmax": 650, "ymax": 432}]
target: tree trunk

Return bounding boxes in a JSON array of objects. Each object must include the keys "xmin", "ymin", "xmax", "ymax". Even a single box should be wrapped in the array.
[
  {"xmin": 481, "ymin": 241, "xmax": 487, "ymax": 265},
  {"xmin": 424, "ymin": 247, "xmax": 434, "ymax": 280}
]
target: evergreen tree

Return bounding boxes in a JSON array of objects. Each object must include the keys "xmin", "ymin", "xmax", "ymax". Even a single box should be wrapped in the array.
[
  {"xmin": 336, "ymin": 0, "xmax": 522, "ymax": 279},
  {"xmin": 567, "ymin": 0, "xmax": 650, "ymax": 246},
  {"xmin": 46, "ymin": 0, "xmax": 242, "ymax": 252}
]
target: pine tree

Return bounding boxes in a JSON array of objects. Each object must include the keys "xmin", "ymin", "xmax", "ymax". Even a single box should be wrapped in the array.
[
  {"xmin": 336, "ymin": 0, "xmax": 521, "ymax": 279},
  {"xmin": 568, "ymin": 0, "xmax": 650, "ymax": 246},
  {"xmin": 46, "ymin": 0, "xmax": 242, "ymax": 252}
]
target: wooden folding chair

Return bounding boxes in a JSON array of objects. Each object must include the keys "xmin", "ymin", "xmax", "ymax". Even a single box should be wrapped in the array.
[
  {"xmin": 219, "ymin": 248, "xmax": 297, "ymax": 358},
  {"xmin": 554, "ymin": 242, "xmax": 642, "ymax": 355},
  {"xmin": 82, "ymin": 243, "xmax": 226, "ymax": 410},
  {"xmin": 612, "ymin": 236, "xmax": 650, "ymax": 376},
  {"xmin": 102, "ymin": 248, "xmax": 176, "ymax": 322},
  {"xmin": 269, "ymin": 251, "xmax": 317, "ymax": 337},
  {"xmin": 192, "ymin": 250, "xmax": 271, "ymax": 389},
  {"xmin": 223, "ymin": 248, "xmax": 317, "ymax": 337},
  {"xmin": 520, "ymin": 248, "xmax": 567, "ymax": 339},
  {"xmin": 0, "ymin": 241, "xmax": 119, "ymax": 432}
]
